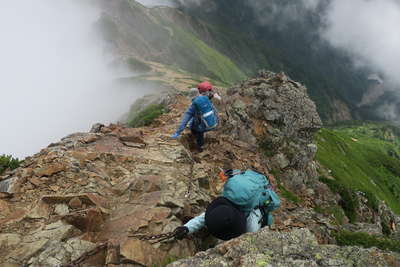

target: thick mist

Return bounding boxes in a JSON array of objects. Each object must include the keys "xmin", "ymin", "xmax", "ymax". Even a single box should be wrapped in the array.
[
  {"xmin": 0, "ymin": 0, "xmax": 143, "ymax": 158},
  {"xmin": 322, "ymin": 0, "xmax": 400, "ymax": 86}
]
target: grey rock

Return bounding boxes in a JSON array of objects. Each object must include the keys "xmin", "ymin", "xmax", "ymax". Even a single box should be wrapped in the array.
[{"xmin": 168, "ymin": 228, "xmax": 400, "ymax": 267}]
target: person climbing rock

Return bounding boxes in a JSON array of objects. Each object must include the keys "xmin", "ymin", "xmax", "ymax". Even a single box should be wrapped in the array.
[
  {"xmin": 174, "ymin": 169, "xmax": 280, "ymax": 241},
  {"xmin": 171, "ymin": 81, "xmax": 220, "ymax": 152}
]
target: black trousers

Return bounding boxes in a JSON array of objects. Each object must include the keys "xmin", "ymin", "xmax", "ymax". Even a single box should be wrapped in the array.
[{"xmin": 191, "ymin": 129, "xmax": 205, "ymax": 149}]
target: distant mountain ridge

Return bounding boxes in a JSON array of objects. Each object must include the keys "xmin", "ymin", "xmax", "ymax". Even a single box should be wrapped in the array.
[{"xmin": 96, "ymin": 0, "xmax": 377, "ymax": 122}]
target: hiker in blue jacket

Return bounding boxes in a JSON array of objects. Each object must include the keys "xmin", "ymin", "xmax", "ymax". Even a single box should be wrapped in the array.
[
  {"xmin": 171, "ymin": 81, "xmax": 220, "ymax": 152},
  {"xmin": 174, "ymin": 169, "xmax": 280, "ymax": 241}
]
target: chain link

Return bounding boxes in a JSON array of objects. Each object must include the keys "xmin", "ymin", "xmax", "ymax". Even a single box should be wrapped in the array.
[{"xmin": 128, "ymin": 231, "xmax": 177, "ymax": 243}]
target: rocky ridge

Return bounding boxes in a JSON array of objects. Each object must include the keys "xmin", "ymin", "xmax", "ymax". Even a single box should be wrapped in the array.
[
  {"xmin": 0, "ymin": 72, "xmax": 399, "ymax": 266},
  {"xmin": 169, "ymin": 228, "xmax": 399, "ymax": 267}
]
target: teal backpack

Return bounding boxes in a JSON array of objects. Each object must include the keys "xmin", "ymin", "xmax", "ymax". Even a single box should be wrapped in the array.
[{"xmin": 222, "ymin": 170, "xmax": 280, "ymax": 225}]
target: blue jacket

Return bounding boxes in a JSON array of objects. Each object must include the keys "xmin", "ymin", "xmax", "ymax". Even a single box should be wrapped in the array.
[{"xmin": 175, "ymin": 103, "xmax": 201, "ymax": 134}]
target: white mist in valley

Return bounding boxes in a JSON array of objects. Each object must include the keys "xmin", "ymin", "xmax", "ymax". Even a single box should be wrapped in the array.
[{"xmin": 0, "ymin": 0, "xmax": 143, "ymax": 159}]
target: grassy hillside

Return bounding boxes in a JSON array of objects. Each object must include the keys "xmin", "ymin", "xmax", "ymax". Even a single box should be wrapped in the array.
[
  {"xmin": 168, "ymin": 26, "xmax": 247, "ymax": 86},
  {"xmin": 316, "ymin": 122, "xmax": 400, "ymax": 214}
]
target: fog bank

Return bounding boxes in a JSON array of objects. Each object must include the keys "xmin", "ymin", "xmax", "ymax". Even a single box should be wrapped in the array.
[
  {"xmin": 322, "ymin": 0, "xmax": 400, "ymax": 86},
  {"xmin": 0, "ymin": 0, "xmax": 142, "ymax": 158}
]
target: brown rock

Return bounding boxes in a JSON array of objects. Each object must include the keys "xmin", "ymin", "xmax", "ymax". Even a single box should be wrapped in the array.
[
  {"xmin": 70, "ymin": 151, "xmax": 98, "ymax": 162},
  {"xmin": 105, "ymin": 241, "xmax": 120, "ymax": 265},
  {"xmin": 85, "ymin": 209, "xmax": 104, "ymax": 232},
  {"xmin": 122, "ymin": 142, "xmax": 146, "ymax": 148},
  {"xmin": 120, "ymin": 239, "xmax": 167, "ymax": 266},
  {"xmin": 68, "ymin": 197, "xmax": 82, "ymax": 209},
  {"xmin": 35, "ymin": 163, "xmax": 65, "ymax": 177},
  {"xmin": 119, "ymin": 129, "xmax": 145, "ymax": 144},
  {"xmin": 29, "ymin": 177, "xmax": 43, "ymax": 187},
  {"xmin": 7, "ymin": 239, "xmax": 49, "ymax": 262},
  {"xmin": 0, "ymin": 192, "xmax": 13, "ymax": 199},
  {"xmin": 49, "ymin": 185, "xmax": 60, "ymax": 192},
  {"xmin": 21, "ymin": 168, "xmax": 34, "ymax": 178},
  {"xmin": 26, "ymin": 200, "xmax": 52, "ymax": 219},
  {"xmin": 83, "ymin": 135, "xmax": 99, "ymax": 144}
]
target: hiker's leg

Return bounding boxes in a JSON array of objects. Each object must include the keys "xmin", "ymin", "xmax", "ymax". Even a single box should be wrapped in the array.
[
  {"xmin": 198, "ymin": 131, "xmax": 205, "ymax": 148},
  {"xmin": 191, "ymin": 129, "xmax": 204, "ymax": 150},
  {"xmin": 246, "ymin": 209, "xmax": 262, "ymax": 232}
]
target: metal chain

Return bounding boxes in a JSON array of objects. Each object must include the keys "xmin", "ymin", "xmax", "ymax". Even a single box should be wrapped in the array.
[
  {"xmin": 61, "ymin": 242, "xmax": 108, "ymax": 267},
  {"xmin": 177, "ymin": 140, "xmax": 196, "ymax": 199},
  {"xmin": 128, "ymin": 231, "xmax": 177, "ymax": 243}
]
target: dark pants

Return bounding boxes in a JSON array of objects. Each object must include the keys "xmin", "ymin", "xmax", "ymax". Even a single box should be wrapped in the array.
[{"xmin": 191, "ymin": 129, "xmax": 204, "ymax": 150}]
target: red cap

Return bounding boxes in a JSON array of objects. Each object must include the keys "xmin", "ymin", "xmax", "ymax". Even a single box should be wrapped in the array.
[{"xmin": 197, "ymin": 81, "xmax": 213, "ymax": 93}]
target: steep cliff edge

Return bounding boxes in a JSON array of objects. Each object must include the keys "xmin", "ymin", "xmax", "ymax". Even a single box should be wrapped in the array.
[{"xmin": 0, "ymin": 72, "xmax": 399, "ymax": 266}]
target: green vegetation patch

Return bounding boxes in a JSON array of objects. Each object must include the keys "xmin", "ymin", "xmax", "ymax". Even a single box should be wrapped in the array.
[
  {"xmin": 316, "ymin": 123, "xmax": 400, "ymax": 215},
  {"xmin": 128, "ymin": 104, "xmax": 166, "ymax": 128},
  {"xmin": 319, "ymin": 176, "xmax": 359, "ymax": 223},
  {"xmin": 335, "ymin": 231, "xmax": 400, "ymax": 253},
  {"xmin": 0, "ymin": 154, "xmax": 21, "ymax": 175},
  {"xmin": 314, "ymin": 205, "xmax": 346, "ymax": 225}
]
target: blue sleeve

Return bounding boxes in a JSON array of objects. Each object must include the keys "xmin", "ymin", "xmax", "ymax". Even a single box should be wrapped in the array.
[
  {"xmin": 266, "ymin": 212, "xmax": 273, "ymax": 226},
  {"xmin": 184, "ymin": 212, "xmax": 205, "ymax": 234},
  {"xmin": 175, "ymin": 104, "xmax": 196, "ymax": 135},
  {"xmin": 246, "ymin": 209, "xmax": 262, "ymax": 232}
]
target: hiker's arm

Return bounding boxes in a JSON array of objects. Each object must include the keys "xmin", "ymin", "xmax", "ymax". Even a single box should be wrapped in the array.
[
  {"xmin": 265, "ymin": 212, "xmax": 273, "ymax": 226},
  {"xmin": 175, "ymin": 105, "xmax": 195, "ymax": 135},
  {"xmin": 184, "ymin": 212, "xmax": 205, "ymax": 234}
]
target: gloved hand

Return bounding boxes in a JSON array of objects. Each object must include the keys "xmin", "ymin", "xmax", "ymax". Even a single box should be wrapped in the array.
[
  {"xmin": 174, "ymin": 226, "xmax": 189, "ymax": 240},
  {"xmin": 213, "ymin": 93, "xmax": 222, "ymax": 101},
  {"xmin": 171, "ymin": 132, "xmax": 180, "ymax": 139}
]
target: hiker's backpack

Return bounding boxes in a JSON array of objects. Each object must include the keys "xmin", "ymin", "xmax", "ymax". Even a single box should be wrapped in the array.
[
  {"xmin": 222, "ymin": 170, "xmax": 280, "ymax": 224},
  {"xmin": 192, "ymin": 95, "xmax": 218, "ymax": 132}
]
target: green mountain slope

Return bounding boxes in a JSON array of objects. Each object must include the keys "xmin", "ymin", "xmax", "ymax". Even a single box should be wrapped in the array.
[
  {"xmin": 98, "ymin": 0, "xmax": 245, "ymax": 86},
  {"xmin": 316, "ymin": 122, "xmax": 400, "ymax": 214}
]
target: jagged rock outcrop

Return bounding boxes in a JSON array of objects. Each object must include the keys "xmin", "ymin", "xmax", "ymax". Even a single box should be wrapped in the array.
[
  {"xmin": 222, "ymin": 71, "xmax": 322, "ymax": 194},
  {"xmin": 168, "ymin": 228, "xmax": 400, "ymax": 267}
]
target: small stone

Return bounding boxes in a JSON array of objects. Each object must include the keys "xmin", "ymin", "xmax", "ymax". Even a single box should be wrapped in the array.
[
  {"xmin": 82, "ymin": 135, "xmax": 99, "ymax": 144},
  {"xmin": 54, "ymin": 204, "xmax": 70, "ymax": 216},
  {"xmin": 68, "ymin": 197, "xmax": 82, "ymax": 209},
  {"xmin": 49, "ymin": 185, "xmax": 60, "ymax": 192},
  {"xmin": 123, "ymin": 142, "xmax": 146, "ymax": 148},
  {"xmin": 30, "ymin": 177, "xmax": 43, "ymax": 187}
]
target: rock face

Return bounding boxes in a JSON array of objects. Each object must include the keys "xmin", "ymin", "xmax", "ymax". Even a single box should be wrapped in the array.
[
  {"xmin": 222, "ymin": 71, "xmax": 322, "ymax": 193},
  {"xmin": 168, "ymin": 228, "xmax": 400, "ymax": 267}
]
